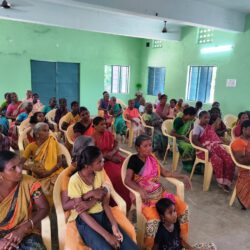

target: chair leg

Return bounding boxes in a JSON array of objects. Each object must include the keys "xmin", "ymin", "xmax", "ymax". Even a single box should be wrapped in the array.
[
  {"xmin": 172, "ymin": 151, "xmax": 180, "ymax": 172},
  {"xmin": 137, "ymin": 216, "xmax": 146, "ymax": 248},
  {"xmin": 203, "ymin": 162, "xmax": 213, "ymax": 191},
  {"xmin": 190, "ymin": 158, "xmax": 198, "ymax": 180},
  {"xmin": 163, "ymin": 145, "xmax": 170, "ymax": 164},
  {"xmin": 229, "ymin": 186, "xmax": 237, "ymax": 206},
  {"xmin": 128, "ymin": 128, "xmax": 134, "ymax": 147}
]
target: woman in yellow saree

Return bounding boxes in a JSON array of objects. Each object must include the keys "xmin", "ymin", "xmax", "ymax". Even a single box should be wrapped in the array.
[
  {"xmin": 125, "ymin": 134, "xmax": 191, "ymax": 249},
  {"xmin": 61, "ymin": 135, "xmax": 136, "ymax": 250},
  {"xmin": 21, "ymin": 122, "xmax": 66, "ymax": 206},
  {"xmin": 0, "ymin": 151, "xmax": 49, "ymax": 250}
]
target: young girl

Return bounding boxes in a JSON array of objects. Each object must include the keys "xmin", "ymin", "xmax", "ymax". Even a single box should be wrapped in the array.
[
  {"xmin": 153, "ymin": 198, "xmax": 217, "ymax": 250},
  {"xmin": 67, "ymin": 146, "xmax": 139, "ymax": 250}
]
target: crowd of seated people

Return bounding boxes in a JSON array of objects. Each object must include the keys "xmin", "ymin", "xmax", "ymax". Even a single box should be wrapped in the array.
[{"xmin": 0, "ymin": 88, "xmax": 249, "ymax": 250}]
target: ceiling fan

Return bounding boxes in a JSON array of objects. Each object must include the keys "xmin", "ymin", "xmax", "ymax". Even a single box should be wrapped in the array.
[
  {"xmin": 1, "ymin": 0, "xmax": 11, "ymax": 8},
  {"xmin": 161, "ymin": 20, "xmax": 179, "ymax": 34}
]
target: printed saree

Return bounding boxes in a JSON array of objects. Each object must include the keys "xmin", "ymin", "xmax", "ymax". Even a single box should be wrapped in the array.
[
  {"xmin": 133, "ymin": 154, "xmax": 189, "ymax": 249},
  {"xmin": 231, "ymin": 138, "xmax": 250, "ymax": 208},
  {"xmin": 113, "ymin": 104, "xmax": 127, "ymax": 136},
  {"xmin": 197, "ymin": 125, "xmax": 235, "ymax": 186},
  {"xmin": 0, "ymin": 175, "xmax": 45, "ymax": 249}
]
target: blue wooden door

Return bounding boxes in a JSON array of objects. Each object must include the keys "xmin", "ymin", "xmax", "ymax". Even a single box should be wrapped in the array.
[{"xmin": 31, "ymin": 60, "xmax": 80, "ymax": 106}]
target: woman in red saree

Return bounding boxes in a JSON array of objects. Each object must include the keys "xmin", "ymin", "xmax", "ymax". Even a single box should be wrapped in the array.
[
  {"xmin": 125, "ymin": 134, "xmax": 190, "ymax": 249},
  {"xmin": 192, "ymin": 111, "xmax": 235, "ymax": 191},
  {"xmin": 92, "ymin": 116, "xmax": 131, "ymax": 210}
]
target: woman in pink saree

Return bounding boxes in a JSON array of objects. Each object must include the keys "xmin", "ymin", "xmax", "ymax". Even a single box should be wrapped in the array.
[
  {"xmin": 192, "ymin": 111, "xmax": 235, "ymax": 191},
  {"xmin": 125, "ymin": 134, "xmax": 191, "ymax": 249}
]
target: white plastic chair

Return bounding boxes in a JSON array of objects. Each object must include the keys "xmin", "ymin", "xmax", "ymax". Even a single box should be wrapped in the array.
[
  {"xmin": 121, "ymin": 154, "xmax": 184, "ymax": 248},
  {"xmin": 140, "ymin": 115, "xmax": 154, "ymax": 138},
  {"xmin": 45, "ymin": 109, "xmax": 58, "ymax": 131},
  {"xmin": 65, "ymin": 124, "xmax": 75, "ymax": 145},
  {"xmin": 223, "ymin": 114, "xmax": 237, "ymax": 129},
  {"xmin": 41, "ymin": 216, "xmax": 52, "ymax": 250},
  {"xmin": 161, "ymin": 120, "xmax": 180, "ymax": 172}
]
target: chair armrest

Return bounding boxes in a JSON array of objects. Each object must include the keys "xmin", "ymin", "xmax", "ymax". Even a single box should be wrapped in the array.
[
  {"xmin": 165, "ymin": 177, "xmax": 184, "ymax": 201},
  {"xmin": 222, "ymin": 144, "xmax": 230, "ymax": 154},
  {"xmin": 41, "ymin": 216, "xmax": 51, "ymax": 250},
  {"xmin": 190, "ymin": 141, "xmax": 209, "ymax": 163},
  {"xmin": 119, "ymin": 148, "xmax": 132, "ymax": 156},
  {"xmin": 110, "ymin": 189, "xmax": 127, "ymax": 215}
]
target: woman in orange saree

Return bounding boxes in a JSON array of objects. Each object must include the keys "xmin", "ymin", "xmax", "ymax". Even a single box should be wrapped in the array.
[
  {"xmin": 0, "ymin": 151, "xmax": 49, "ymax": 249},
  {"xmin": 92, "ymin": 117, "xmax": 132, "ymax": 210},
  {"xmin": 125, "ymin": 134, "xmax": 191, "ymax": 249}
]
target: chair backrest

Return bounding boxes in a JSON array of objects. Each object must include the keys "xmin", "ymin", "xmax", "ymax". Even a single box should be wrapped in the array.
[
  {"xmin": 223, "ymin": 114, "xmax": 237, "ymax": 129},
  {"xmin": 161, "ymin": 119, "xmax": 174, "ymax": 136},
  {"xmin": 19, "ymin": 118, "xmax": 30, "ymax": 134},
  {"xmin": 65, "ymin": 124, "xmax": 75, "ymax": 145},
  {"xmin": 58, "ymin": 114, "xmax": 68, "ymax": 132},
  {"xmin": 231, "ymin": 126, "xmax": 236, "ymax": 141},
  {"xmin": 58, "ymin": 143, "xmax": 72, "ymax": 166},
  {"xmin": 46, "ymin": 109, "xmax": 56, "ymax": 123},
  {"xmin": 116, "ymin": 99, "xmax": 127, "ymax": 110}
]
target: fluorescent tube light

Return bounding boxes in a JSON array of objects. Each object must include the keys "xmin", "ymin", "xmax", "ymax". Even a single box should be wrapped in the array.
[{"xmin": 200, "ymin": 45, "xmax": 233, "ymax": 54}]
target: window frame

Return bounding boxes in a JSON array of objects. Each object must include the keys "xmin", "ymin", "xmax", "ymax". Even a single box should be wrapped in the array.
[
  {"xmin": 185, "ymin": 65, "xmax": 217, "ymax": 104},
  {"xmin": 104, "ymin": 65, "xmax": 130, "ymax": 94},
  {"xmin": 147, "ymin": 66, "xmax": 166, "ymax": 96}
]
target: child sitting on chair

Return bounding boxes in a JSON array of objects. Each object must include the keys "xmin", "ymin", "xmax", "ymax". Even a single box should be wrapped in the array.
[{"xmin": 153, "ymin": 198, "xmax": 217, "ymax": 250}]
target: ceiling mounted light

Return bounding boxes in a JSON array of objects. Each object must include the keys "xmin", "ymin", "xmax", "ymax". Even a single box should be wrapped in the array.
[
  {"xmin": 162, "ymin": 21, "xmax": 167, "ymax": 33},
  {"xmin": 1, "ymin": 0, "xmax": 11, "ymax": 8},
  {"xmin": 201, "ymin": 45, "xmax": 233, "ymax": 54}
]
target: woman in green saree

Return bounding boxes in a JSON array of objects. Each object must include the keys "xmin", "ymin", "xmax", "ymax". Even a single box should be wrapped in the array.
[
  {"xmin": 171, "ymin": 107, "xmax": 196, "ymax": 172},
  {"xmin": 108, "ymin": 97, "xmax": 127, "ymax": 136}
]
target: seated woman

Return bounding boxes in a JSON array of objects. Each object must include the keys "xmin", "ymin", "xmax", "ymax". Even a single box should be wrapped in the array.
[
  {"xmin": 233, "ymin": 112, "xmax": 249, "ymax": 138},
  {"xmin": 0, "ymin": 114, "xmax": 9, "ymax": 136},
  {"xmin": 192, "ymin": 111, "xmax": 235, "ymax": 192},
  {"xmin": 0, "ymin": 124, "xmax": 10, "ymax": 152},
  {"xmin": 125, "ymin": 134, "xmax": 190, "ymax": 249},
  {"xmin": 108, "ymin": 97, "xmax": 127, "ymax": 137},
  {"xmin": 175, "ymin": 98, "xmax": 183, "ymax": 113},
  {"xmin": 231, "ymin": 120, "xmax": 250, "ymax": 209},
  {"xmin": 92, "ymin": 117, "xmax": 131, "ymax": 209},
  {"xmin": 0, "ymin": 151, "xmax": 49, "ymax": 249},
  {"xmin": 67, "ymin": 146, "xmax": 139, "ymax": 250},
  {"xmin": 42, "ymin": 97, "xmax": 57, "ymax": 115},
  {"xmin": 98, "ymin": 91, "xmax": 112, "ymax": 126},
  {"xmin": 21, "ymin": 122, "xmax": 67, "ymax": 206},
  {"xmin": 142, "ymin": 103, "xmax": 167, "ymax": 158},
  {"xmin": 0, "ymin": 92, "xmax": 11, "ymax": 115},
  {"xmin": 32, "ymin": 93, "xmax": 43, "ymax": 113},
  {"xmin": 60, "ymin": 136, "xmax": 136, "ymax": 249},
  {"xmin": 208, "ymin": 107, "xmax": 227, "ymax": 138},
  {"xmin": 168, "ymin": 99, "xmax": 178, "ymax": 119},
  {"xmin": 6, "ymin": 92, "xmax": 24, "ymax": 121},
  {"xmin": 171, "ymin": 107, "xmax": 196, "ymax": 172},
  {"xmin": 61, "ymin": 101, "xmax": 80, "ymax": 130},
  {"xmin": 54, "ymin": 98, "xmax": 68, "ymax": 124},
  {"xmin": 15, "ymin": 102, "xmax": 33, "ymax": 125},
  {"xmin": 124, "ymin": 99, "xmax": 144, "ymax": 139},
  {"xmin": 155, "ymin": 94, "xmax": 170, "ymax": 120},
  {"xmin": 73, "ymin": 107, "xmax": 94, "ymax": 139}
]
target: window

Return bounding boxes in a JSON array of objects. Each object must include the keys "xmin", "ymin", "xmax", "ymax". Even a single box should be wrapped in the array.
[
  {"xmin": 147, "ymin": 67, "xmax": 166, "ymax": 96},
  {"xmin": 186, "ymin": 66, "xmax": 217, "ymax": 103},
  {"xmin": 197, "ymin": 28, "xmax": 214, "ymax": 44},
  {"xmin": 104, "ymin": 65, "xmax": 129, "ymax": 94}
]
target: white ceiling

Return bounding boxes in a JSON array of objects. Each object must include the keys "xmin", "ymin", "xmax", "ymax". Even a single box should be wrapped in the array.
[
  {"xmin": 197, "ymin": 0, "xmax": 250, "ymax": 13},
  {"xmin": 0, "ymin": 0, "xmax": 248, "ymax": 42}
]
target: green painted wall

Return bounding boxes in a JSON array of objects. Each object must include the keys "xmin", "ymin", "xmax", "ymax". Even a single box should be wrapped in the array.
[
  {"xmin": 0, "ymin": 20, "xmax": 143, "ymax": 114},
  {"xmin": 140, "ymin": 15, "xmax": 250, "ymax": 115}
]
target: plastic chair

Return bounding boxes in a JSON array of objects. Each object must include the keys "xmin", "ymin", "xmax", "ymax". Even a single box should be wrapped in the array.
[
  {"xmin": 45, "ymin": 109, "xmax": 58, "ymax": 131},
  {"xmin": 41, "ymin": 216, "xmax": 52, "ymax": 250},
  {"xmin": 123, "ymin": 113, "xmax": 134, "ymax": 147},
  {"xmin": 18, "ymin": 118, "xmax": 30, "ymax": 134},
  {"xmin": 231, "ymin": 126, "xmax": 236, "ymax": 141},
  {"xmin": 65, "ymin": 124, "xmax": 75, "ymax": 145},
  {"xmin": 116, "ymin": 99, "xmax": 127, "ymax": 110},
  {"xmin": 140, "ymin": 115, "xmax": 154, "ymax": 138},
  {"xmin": 189, "ymin": 130, "xmax": 213, "ymax": 191},
  {"xmin": 161, "ymin": 120, "xmax": 180, "ymax": 172},
  {"xmin": 53, "ymin": 168, "xmax": 127, "ymax": 250},
  {"xmin": 228, "ymin": 144, "xmax": 250, "ymax": 207},
  {"xmin": 121, "ymin": 154, "xmax": 184, "ymax": 248},
  {"xmin": 223, "ymin": 114, "xmax": 237, "ymax": 129}
]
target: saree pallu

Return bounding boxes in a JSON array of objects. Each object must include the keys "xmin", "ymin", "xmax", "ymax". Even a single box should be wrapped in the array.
[
  {"xmin": 134, "ymin": 154, "xmax": 189, "ymax": 249},
  {"xmin": 174, "ymin": 118, "xmax": 195, "ymax": 172},
  {"xmin": 231, "ymin": 138, "xmax": 250, "ymax": 208},
  {"xmin": 61, "ymin": 166, "xmax": 136, "ymax": 250},
  {"xmin": 197, "ymin": 125, "xmax": 235, "ymax": 186},
  {"xmin": 0, "ymin": 175, "xmax": 45, "ymax": 249},
  {"xmin": 33, "ymin": 136, "xmax": 63, "ymax": 206},
  {"xmin": 113, "ymin": 104, "xmax": 127, "ymax": 136},
  {"xmin": 93, "ymin": 131, "xmax": 132, "ymax": 210}
]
